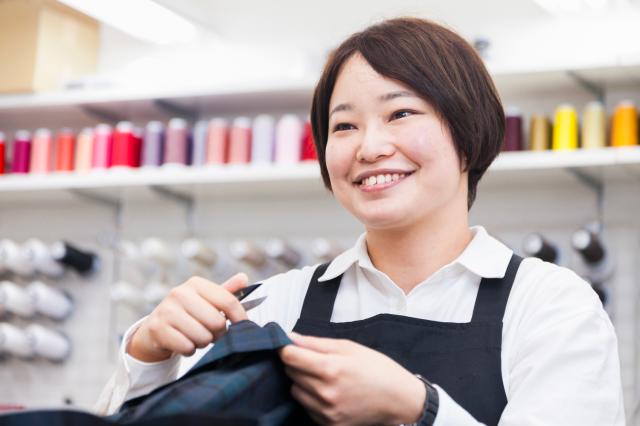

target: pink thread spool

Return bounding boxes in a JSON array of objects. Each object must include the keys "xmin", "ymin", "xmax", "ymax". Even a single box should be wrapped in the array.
[
  {"xmin": 164, "ymin": 118, "xmax": 189, "ymax": 165},
  {"xmin": 228, "ymin": 117, "xmax": 252, "ymax": 164},
  {"xmin": 206, "ymin": 118, "xmax": 229, "ymax": 165},
  {"xmin": 275, "ymin": 114, "xmax": 303, "ymax": 164},
  {"xmin": 92, "ymin": 124, "xmax": 113, "ymax": 169},
  {"xmin": 11, "ymin": 131, "xmax": 32, "ymax": 174}
]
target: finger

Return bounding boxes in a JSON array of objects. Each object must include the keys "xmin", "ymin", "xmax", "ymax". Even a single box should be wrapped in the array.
[
  {"xmin": 221, "ymin": 272, "xmax": 249, "ymax": 293},
  {"xmin": 166, "ymin": 310, "xmax": 215, "ymax": 349},
  {"xmin": 178, "ymin": 289, "xmax": 228, "ymax": 333},
  {"xmin": 290, "ymin": 384, "xmax": 329, "ymax": 423},
  {"xmin": 194, "ymin": 277, "xmax": 249, "ymax": 323},
  {"xmin": 285, "ymin": 366, "xmax": 328, "ymax": 402},
  {"xmin": 279, "ymin": 344, "xmax": 328, "ymax": 378},
  {"xmin": 152, "ymin": 324, "xmax": 196, "ymax": 356},
  {"xmin": 289, "ymin": 332, "xmax": 346, "ymax": 354}
]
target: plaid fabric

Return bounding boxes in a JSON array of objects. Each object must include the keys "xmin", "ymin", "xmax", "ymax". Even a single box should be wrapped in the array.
[
  {"xmin": 109, "ymin": 320, "xmax": 311, "ymax": 425},
  {"xmin": 0, "ymin": 321, "xmax": 312, "ymax": 426}
]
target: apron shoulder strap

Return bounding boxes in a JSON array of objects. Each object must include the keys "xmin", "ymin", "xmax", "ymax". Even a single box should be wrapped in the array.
[
  {"xmin": 471, "ymin": 254, "xmax": 523, "ymax": 323},
  {"xmin": 298, "ymin": 262, "xmax": 342, "ymax": 321}
]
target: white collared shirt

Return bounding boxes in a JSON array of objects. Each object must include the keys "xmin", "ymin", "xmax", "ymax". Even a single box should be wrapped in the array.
[{"xmin": 95, "ymin": 226, "xmax": 625, "ymax": 425}]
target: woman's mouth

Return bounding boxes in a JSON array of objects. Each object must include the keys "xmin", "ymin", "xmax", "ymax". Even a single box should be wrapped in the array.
[{"xmin": 355, "ymin": 171, "xmax": 414, "ymax": 192}]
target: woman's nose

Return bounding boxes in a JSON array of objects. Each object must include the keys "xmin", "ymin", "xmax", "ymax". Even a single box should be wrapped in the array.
[{"xmin": 355, "ymin": 126, "xmax": 396, "ymax": 162}]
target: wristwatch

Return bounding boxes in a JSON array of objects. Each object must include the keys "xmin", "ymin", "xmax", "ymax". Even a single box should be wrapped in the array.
[{"xmin": 400, "ymin": 374, "xmax": 439, "ymax": 426}]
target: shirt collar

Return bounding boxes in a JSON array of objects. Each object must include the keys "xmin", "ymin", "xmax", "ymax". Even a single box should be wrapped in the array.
[{"xmin": 317, "ymin": 226, "xmax": 513, "ymax": 282}]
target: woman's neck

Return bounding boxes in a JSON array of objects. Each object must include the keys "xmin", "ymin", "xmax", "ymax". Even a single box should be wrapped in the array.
[{"xmin": 365, "ymin": 210, "xmax": 472, "ymax": 295}]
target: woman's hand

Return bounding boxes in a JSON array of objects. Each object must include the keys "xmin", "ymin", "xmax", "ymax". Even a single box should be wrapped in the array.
[
  {"xmin": 127, "ymin": 273, "xmax": 249, "ymax": 362},
  {"xmin": 279, "ymin": 333, "xmax": 426, "ymax": 426}
]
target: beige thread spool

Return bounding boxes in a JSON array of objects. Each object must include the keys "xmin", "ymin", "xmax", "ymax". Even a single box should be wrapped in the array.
[{"xmin": 582, "ymin": 101, "xmax": 607, "ymax": 149}]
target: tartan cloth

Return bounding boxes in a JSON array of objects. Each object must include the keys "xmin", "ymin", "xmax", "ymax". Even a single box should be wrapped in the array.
[{"xmin": 0, "ymin": 321, "xmax": 313, "ymax": 426}]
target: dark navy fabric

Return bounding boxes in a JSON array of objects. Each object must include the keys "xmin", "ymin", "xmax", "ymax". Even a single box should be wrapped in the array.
[{"xmin": 292, "ymin": 254, "xmax": 523, "ymax": 426}]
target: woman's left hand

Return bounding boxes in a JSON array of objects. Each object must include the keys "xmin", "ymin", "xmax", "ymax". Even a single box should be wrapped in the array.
[{"xmin": 279, "ymin": 332, "xmax": 426, "ymax": 426}]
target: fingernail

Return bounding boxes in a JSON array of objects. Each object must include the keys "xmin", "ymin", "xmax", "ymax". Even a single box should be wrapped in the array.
[
  {"xmin": 288, "ymin": 331, "xmax": 302, "ymax": 341},
  {"xmin": 234, "ymin": 272, "xmax": 248, "ymax": 282}
]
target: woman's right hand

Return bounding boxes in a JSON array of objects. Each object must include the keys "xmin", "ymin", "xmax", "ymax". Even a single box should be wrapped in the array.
[{"xmin": 127, "ymin": 272, "xmax": 250, "ymax": 362}]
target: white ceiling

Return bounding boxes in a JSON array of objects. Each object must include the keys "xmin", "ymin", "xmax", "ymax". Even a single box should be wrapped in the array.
[{"xmin": 154, "ymin": 0, "xmax": 548, "ymax": 52}]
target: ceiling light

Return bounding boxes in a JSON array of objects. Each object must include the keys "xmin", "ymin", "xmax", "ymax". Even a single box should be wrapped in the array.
[{"xmin": 57, "ymin": 0, "xmax": 198, "ymax": 45}]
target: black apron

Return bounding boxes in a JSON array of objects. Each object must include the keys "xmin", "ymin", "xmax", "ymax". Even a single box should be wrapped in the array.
[{"xmin": 292, "ymin": 254, "xmax": 523, "ymax": 426}]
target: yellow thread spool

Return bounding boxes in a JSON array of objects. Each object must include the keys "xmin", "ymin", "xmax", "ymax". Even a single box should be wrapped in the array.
[
  {"xmin": 552, "ymin": 104, "xmax": 579, "ymax": 151},
  {"xmin": 611, "ymin": 101, "xmax": 638, "ymax": 147},
  {"xmin": 582, "ymin": 101, "xmax": 606, "ymax": 149},
  {"xmin": 529, "ymin": 114, "xmax": 551, "ymax": 151}
]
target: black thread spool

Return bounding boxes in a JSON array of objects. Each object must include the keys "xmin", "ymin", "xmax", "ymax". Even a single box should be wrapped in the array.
[
  {"xmin": 50, "ymin": 241, "xmax": 97, "ymax": 274},
  {"xmin": 522, "ymin": 233, "xmax": 558, "ymax": 263},
  {"xmin": 571, "ymin": 229, "xmax": 605, "ymax": 265}
]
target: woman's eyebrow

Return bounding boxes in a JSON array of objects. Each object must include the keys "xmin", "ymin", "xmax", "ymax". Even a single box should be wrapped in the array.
[{"xmin": 329, "ymin": 91, "xmax": 417, "ymax": 118}]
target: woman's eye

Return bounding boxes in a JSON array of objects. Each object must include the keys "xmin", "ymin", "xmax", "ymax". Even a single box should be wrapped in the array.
[
  {"xmin": 332, "ymin": 123, "xmax": 355, "ymax": 132},
  {"xmin": 391, "ymin": 110, "xmax": 414, "ymax": 120}
]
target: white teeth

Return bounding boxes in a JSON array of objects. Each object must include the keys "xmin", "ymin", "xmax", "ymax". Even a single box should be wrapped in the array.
[
  {"xmin": 385, "ymin": 174, "xmax": 391, "ymax": 183},
  {"xmin": 392, "ymin": 173, "xmax": 399, "ymax": 181}
]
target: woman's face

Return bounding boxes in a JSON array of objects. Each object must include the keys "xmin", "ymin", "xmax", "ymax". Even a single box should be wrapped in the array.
[{"xmin": 325, "ymin": 53, "xmax": 468, "ymax": 231}]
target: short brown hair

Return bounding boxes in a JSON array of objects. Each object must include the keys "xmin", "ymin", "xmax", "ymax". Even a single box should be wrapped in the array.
[{"xmin": 310, "ymin": 17, "xmax": 504, "ymax": 208}]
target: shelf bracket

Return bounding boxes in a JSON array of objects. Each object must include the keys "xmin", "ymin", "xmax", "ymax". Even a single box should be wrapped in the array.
[
  {"xmin": 79, "ymin": 105, "xmax": 124, "ymax": 124},
  {"xmin": 153, "ymin": 99, "xmax": 198, "ymax": 121},
  {"xmin": 566, "ymin": 71, "xmax": 605, "ymax": 104},
  {"xmin": 149, "ymin": 185, "xmax": 196, "ymax": 236},
  {"xmin": 565, "ymin": 168, "xmax": 604, "ymax": 232}
]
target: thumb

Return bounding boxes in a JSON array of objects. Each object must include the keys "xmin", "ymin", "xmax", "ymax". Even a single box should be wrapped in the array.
[{"xmin": 221, "ymin": 272, "xmax": 249, "ymax": 293}]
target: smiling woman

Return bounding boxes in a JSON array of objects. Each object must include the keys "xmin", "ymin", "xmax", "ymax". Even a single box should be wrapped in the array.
[{"xmin": 97, "ymin": 16, "xmax": 624, "ymax": 426}]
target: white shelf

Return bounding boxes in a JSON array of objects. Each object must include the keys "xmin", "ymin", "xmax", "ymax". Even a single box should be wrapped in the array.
[{"xmin": 1, "ymin": 148, "xmax": 639, "ymax": 203}]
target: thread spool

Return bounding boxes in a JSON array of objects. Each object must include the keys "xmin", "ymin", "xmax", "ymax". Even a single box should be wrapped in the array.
[
  {"xmin": 301, "ymin": 120, "xmax": 317, "ymax": 161},
  {"xmin": 206, "ymin": 118, "xmax": 229, "ymax": 165},
  {"xmin": 0, "ymin": 281, "xmax": 35, "ymax": 318},
  {"xmin": 528, "ymin": 115, "xmax": 551, "ymax": 151},
  {"xmin": 228, "ymin": 117, "xmax": 252, "ymax": 164},
  {"xmin": 142, "ymin": 121, "xmax": 165, "ymax": 167},
  {"xmin": 140, "ymin": 238, "xmax": 174, "ymax": 266},
  {"xmin": 0, "ymin": 240, "xmax": 34, "ymax": 276},
  {"xmin": 571, "ymin": 228, "xmax": 605, "ymax": 265},
  {"xmin": 143, "ymin": 281, "xmax": 171, "ymax": 306},
  {"xmin": 12, "ymin": 130, "xmax": 32, "ymax": 174},
  {"xmin": 50, "ymin": 241, "xmax": 98, "ymax": 274},
  {"xmin": 23, "ymin": 239, "xmax": 64, "ymax": 278},
  {"xmin": 25, "ymin": 324, "xmax": 71, "ymax": 362},
  {"xmin": 312, "ymin": 238, "xmax": 343, "ymax": 262},
  {"xmin": 30, "ymin": 128, "xmax": 53, "ymax": 174},
  {"xmin": 611, "ymin": 101, "xmax": 638, "ymax": 147},
  {"xmin": 0, "ymin": 323, "xmax": 33, "ymax": 358},
  {"xmin": 230, "ymin": 240, "xmax": 267, "ymax": 269},
  {"xmin": 503, "ymin": 107, "xmax": 523, "ymax": 152},
  {"xmin": 181, "ymin": 239, "xmax": 217, "ymax": 267},
  {"xmin": 275, "ymin": 114, "xmax": 303, "ymax": 163},
  {"xmin": 27, "ymin": 281, "xmax": 74, "ymax": 320},
  {"xmin": 92, "ymin": 124, "xmax": 113, "ymax": 169},
  {"xmin": 251, "ymin": 114, "xmax": 275, "ymax": 164},
  {"xmin": 164, "ymin": 118, "xmax": 189, "ymax": 165},
  {"xmin": 582, "ymin": 101, "xmax": 607, "ymax": 149},
  {"xmin": 552, "ymin": 104, "xmax": 579, "ymax": 151},
  {"xmin": 522, "ymin": 233, "xmax": 558, "ymax": 263},
  {"xmin": 112, "ymin": 121, "xmax": 139, "ymax": 168},
  {"xmin": 74, "ymin": 127, "xmax": 94, "ymax": 172},
  {"xmin": 54, "ymin": 129, "xmax": 75, "ymax": 172},
  {"xmin": 111, "ymin": 280, "xmax": 146, "ymax": 308},
  {"xmin": 191, "ymin": 120, "xmax": 209, "ymax": 166},
  {"xmin": 0, "ymin": 131, "xmax": 5, "ymax": 175},
  {"xmin": 265, "ymin": 239, "xmax": 301, "ymax": 268}
]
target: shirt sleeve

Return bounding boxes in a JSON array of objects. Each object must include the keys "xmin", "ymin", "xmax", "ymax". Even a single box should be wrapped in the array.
[{"xmin": 434, "ymin": 266, "xmax": 625, "ymax": 426}]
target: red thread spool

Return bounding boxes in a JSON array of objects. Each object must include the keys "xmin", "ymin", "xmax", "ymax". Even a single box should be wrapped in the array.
[
  {"xmin": 112, "ymin": 121, "xmax": 137, "ymax": 168},
  {"xmin": 54, "ymin": 129, "xmax": 75, "ymax": 172},
  {"xmin": 301, "ymin": 120, "xmax": 317, "ymax": 161}
]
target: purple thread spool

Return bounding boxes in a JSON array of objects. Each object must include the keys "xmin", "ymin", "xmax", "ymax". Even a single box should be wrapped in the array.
[
  {"xmin": 503, "ymin": 107, "xmax": 524, "ymax": 152},
  {"xmin": 163, "ymin": 118, "xmax": 189, "ymax": 165},
  {"xmin": 12, "ymin": 130, "xmax": 32, "ymax": 174},
  {"xmin": 142, "ymin": 121, "xmax": 165, "ymax": 167}
]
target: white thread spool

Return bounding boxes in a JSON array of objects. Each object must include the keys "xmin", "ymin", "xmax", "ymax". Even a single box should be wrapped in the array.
[
  {"xmin": 191, "ymin": 120, "xmax": 209, "ymax": 167},
  {"xmin": 0, "ymin": 281, "xmax": 35, "ymax": 318},
  {"xmin": 143, "ymin": 281, "xmax": 171, "ymax": 306},
  {"xmin": 111, "ymin": 281, "xmax": 146, "ymax": 309},
  {"xmin": 265, "ymin": 239, "xmax": 302, "ymax": 268},
  {"xmin": 0, "ymin": 323, "xmax": 33, "ymax": 358},
  {"xmin": 24, "ymin": 324, "xmax": 71, "ymax": 362},
  {"xmin": 23, "ymin": 239, "xmax": 64, "ymax": 278},
  {"xmin": 275, "ymin": 114, "xmax": 303, "ymax": 164},
  {"xmin": 251, "ymin": 114, "xmax": 276, "ymax": 164},
  {"xmin": 0, "ymin": 240, "xmax": 34, "ymax": 276},
  {"xmin": 230, "ymin": 240, "xmax": 267, "ymax": 269},
  {"xmin": 140, "ymin": 238, "xmax": 174, "ymax": 266},
  {"xmin": 181, "ymin": 239, "xmax": 217, "ymax": 267},
  {"xmin": 27, "ymin": 281, "xmax": 74, "ymax": 320},
  {"xmin": 312, "ymin": 238, "xmax": 343, "ymax": 262}
]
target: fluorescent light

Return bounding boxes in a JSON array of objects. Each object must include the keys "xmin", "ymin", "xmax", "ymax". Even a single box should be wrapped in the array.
[
  {"xmin": 57, "ymin": 0, "xmax": 198, "ymax": 45},
  {"xmin": 534, "ymin": 0, "xmax": 611, "ymax": 15}
]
